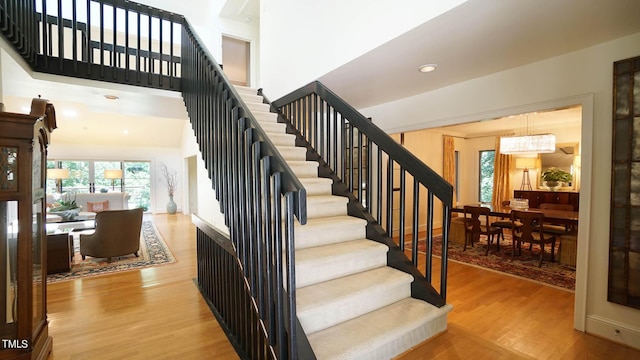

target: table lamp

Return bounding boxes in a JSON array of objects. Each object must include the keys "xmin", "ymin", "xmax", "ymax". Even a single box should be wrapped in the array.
[
  {"xmin": 104, "ymin": 169, "xmax": 123, "ymax": 190},
  {"xmin": 515, "ymin": 157, "xmax": 536, "ymax": 191},
  {"xmin": 47, "ymin": 168, "xmax": 70, "ymax": 193}
]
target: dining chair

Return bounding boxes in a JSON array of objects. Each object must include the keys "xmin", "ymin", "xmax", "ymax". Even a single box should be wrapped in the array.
[
  {"xmin": 463, "ymin": 205, "xmax": 503, "ymax": 255},
  {"xmin": 490, "ymin": 200, "xmax": 522, "ymax": 243},
  {"xmin": 510, "ymin": 210, "xmax": 557, "ymax": 267},
  {"xmin": 539, "ymin": 203, "xmax": 574, "ymax": 234}
]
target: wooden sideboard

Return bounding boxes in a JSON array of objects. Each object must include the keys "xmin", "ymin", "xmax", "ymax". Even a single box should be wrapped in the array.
[{"xmin": 513, "ymin": 190, "xmax": 579, "ymax": 211}]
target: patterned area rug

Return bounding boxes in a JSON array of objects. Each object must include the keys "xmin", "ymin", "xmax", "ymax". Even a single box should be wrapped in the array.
[
  {"xmin": 416, "ymin": 232, "xmax": 576, "ymax": 290},
  {"xmin": 47, "ymin": 221, "xmax": 176, "ymax": 283}
]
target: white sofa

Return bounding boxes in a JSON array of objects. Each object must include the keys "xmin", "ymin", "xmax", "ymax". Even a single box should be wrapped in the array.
[{"xmin": 46, "ymin": 192, "xmax": 131, "ymax": 223}]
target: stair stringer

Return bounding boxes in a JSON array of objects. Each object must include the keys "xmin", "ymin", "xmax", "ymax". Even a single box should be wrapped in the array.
[{"xmin": 282, "ymin": 115, "xmax": 447, "ymax": 308}]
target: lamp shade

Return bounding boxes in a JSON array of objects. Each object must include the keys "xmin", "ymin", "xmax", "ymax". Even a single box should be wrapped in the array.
[
  {"xmin": 47, "ymin": 168, "xmax": 69, "ymax": 179},
  {"xmin": 500, "ymin": 134, "xmax": 556, "ymax": 154},
  {"xmin": 515, "ymin": 157, "xmax": 537, "ymax": 169},
  {"xmin": 104, "ymin": 169, "xmax": 123, "ymax": 179}
]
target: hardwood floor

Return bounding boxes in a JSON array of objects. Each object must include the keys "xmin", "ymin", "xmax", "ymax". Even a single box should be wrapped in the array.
[{"xmin": 46, "ymin": 214, "xmax": 640, "ymax": 359}]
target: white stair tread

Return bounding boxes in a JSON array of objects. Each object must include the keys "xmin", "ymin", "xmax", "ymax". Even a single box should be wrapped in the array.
[
  {"xmin": 259, "ymin": 121, "xmax": 287, "ymax": 133},
  {"xmin": 308, "ymin": 298, "xmax": 452, "ymax": 360},
  {"xmin": 306, "ymin": 195, "xmax": 348, "ymax": 218},
  {"xmin": 295, "ymin": 215, "xmax": 367, "ymax": 248},
  {"xmin": 288, "ymin": 161, "xmax": 318, "ymax": 178},
  {"xmin": 254, "ymin": 111, "xmax": 279, "ymax": 122},
  {"xmin": 299, "ymin": 177, "xmax": 333, "ymax": 196},
  {"xmin": 296, "ymin": 239, "xmax": 388, "ymax": 288},
  {"xmin": 267, "ymin": 132, "xmax": 296, "ymax": 146},
  {"xmin": 297, "ymin": 267, "xmax": 412, "ymax": 334},
  {"xmin": 276, "ymin": 145, "xmax": 307, "ymax": 161}
]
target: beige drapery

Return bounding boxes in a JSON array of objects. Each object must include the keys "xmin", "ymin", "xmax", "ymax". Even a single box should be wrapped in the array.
[
  {"xmin": 443, "ymin": 135, "xmax": 456, "ymax": 206},
  {"xmin": 491, "ymin": 137, "xmax": 513, "ymax": 206}
]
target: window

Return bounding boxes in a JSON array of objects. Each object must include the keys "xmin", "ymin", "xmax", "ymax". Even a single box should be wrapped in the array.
[
  {"xmin": 46, "ymin": 160, "xmax": 151, "ymax": 211},
  {"xmin": 479, "ymin": 150, "xmax": 495, "ymax": 203}
]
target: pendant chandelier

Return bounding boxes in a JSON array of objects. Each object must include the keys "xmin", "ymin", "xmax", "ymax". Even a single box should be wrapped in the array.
[
  {"xmin": 499, "ymin": 112, "xmax": 556, "ymax": 154},
  {"xmin": 500, "ymin": 134, "xmax": 556, "ymax": 154}
]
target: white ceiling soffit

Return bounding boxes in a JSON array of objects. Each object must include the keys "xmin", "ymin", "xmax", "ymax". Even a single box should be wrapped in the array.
[
  {"xmin": 219, "ymin": 0, "xmax": 260, "ymax": 23},
  {"xmin": 318, "ymin": 0, "xmax": 640, "ymax": 109}
]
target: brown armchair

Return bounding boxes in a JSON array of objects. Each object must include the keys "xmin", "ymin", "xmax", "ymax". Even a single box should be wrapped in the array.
[{"xmin": 80, "ymin": 208, "xmax": 144, "ymax": 262}]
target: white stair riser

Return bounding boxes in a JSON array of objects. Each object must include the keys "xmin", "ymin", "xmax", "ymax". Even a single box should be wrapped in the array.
[
  {"xmin": 277, "ymin": 146, "xmax": 307, "ymax": 161},
  {"xmin": 300, "ymin": 178, "xmax": 333, "ymax": 196},
  {"xmin": 266, "ymin": 133, "xmax": 296, "ymax": 146},
  {"xmin": 296, "ymin": 242, "xmax": 389, "ymax": 288},
  {"xmin": 254, "ymin": 112, "xmax": 279, "ymax": 122},
  {"xmin": 295, "ymin": 218, "xmax": 366, "ymax": 249},
  {"xmin": 308, "ymin": 300, "xmax": 452, "ymax": 360},
  {"xmin": 306, "ymin": 198, "xmax": 348, "ymax": 218},
  {"xmin": 290, "ymin": 163, "xmax": 318, "ymax": 178},
  {"xmin": 246, "ymin": 102, "xmax": 271, "ymax": 113}
]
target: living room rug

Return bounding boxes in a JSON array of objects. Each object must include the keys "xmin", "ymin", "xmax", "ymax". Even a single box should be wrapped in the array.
[
  {"xmin": 413, "ymin": 232, "xmax": 576, "ymax": 291},
  {"xmin": 47, "ymin": 221, "xmax": 176, "ymax": 283}
]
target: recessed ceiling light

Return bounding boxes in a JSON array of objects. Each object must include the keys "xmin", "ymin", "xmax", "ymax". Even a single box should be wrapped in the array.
[
  {"xmin": 62, "ymin": 110, "xmax": 77, "ymax": 117},
  {"xmin": 123, "ymin": 130, "xmax": 129, "ymax": 135},
  {"xmin": 419, "ymin": 64, "xmax": 438, "ymax": 73},
  {"xmin": 104, "ymin": 94, "xmax": 119, "ymax": 100}
]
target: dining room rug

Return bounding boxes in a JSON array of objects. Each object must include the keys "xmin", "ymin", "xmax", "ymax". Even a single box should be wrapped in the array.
[
  {"xmin": 47, "ymin": 220, "xmax": 176, "ymax": 283},
  {"xmin": 414, "ymin": 232, "xmax": 576, "ymax": 290}
]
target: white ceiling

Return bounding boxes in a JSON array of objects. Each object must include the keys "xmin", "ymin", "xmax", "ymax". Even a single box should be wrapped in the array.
[
  {"xmin": 1, "ymin": 0, "xmax": 639, "ymax": 145},
  {"xmin": 318, "ymin": 0, "xmax": 640, "ymax": 110}
]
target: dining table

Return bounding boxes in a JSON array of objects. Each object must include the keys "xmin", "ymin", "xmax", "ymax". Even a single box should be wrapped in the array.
[{"xmin": 451, "ymin": 202, "xmax": 579, "ymax": 227}]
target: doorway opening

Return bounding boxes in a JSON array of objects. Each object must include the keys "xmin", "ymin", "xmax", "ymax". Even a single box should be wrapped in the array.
[{"xmin": 222, "ymin": 35, "xmax": 250, "ymax": 86}]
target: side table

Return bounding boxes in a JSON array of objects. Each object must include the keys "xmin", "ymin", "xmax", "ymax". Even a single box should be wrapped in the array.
[{"xmin": 47, "ymin": 229, "xmax": 73, "ymax": 274}]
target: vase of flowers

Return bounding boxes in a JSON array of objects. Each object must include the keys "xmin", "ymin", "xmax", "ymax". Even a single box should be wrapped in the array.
[
  {"xmin": 541, "ymin": 167, "xmax": 572, "ymax": 191},
  {"xmin": 161, "ymin": 163, "xmax": 178, "ymax": 214}
]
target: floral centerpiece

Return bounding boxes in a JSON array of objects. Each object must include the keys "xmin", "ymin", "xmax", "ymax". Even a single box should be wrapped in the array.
[
  {"xmin": 49, "ymin": 192, "xmax": 81, "ymax": 220},
  {"xmin": 541, "ymin": 167, "xmax": 572, "ymax": 190}
]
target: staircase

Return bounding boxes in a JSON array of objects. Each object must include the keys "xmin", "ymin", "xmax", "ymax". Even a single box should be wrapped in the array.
[
  {"xmin": 235, "ymin": 86, "xmax": 452, "ymax": 359},
  {"xmin": 0, "ymin": 1, "xmax": 454, "ymax": 358}
]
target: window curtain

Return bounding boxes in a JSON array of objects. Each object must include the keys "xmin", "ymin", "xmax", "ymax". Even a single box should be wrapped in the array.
[
  {"xmin": 443, "ymin": 135, "xmax": 456, "ymax": 206},
  {"xmin": 491, "ymin": 136, "xmax": 513, "ymax": 205}
]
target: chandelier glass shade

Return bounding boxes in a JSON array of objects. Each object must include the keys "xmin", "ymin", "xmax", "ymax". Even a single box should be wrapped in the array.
[{"xmin": 499, "ymin": 134, "xmax": 556, "ymax": 154}]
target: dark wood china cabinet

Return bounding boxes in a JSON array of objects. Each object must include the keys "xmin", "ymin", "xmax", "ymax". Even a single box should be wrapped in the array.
[{"xmin": 1, "ymin": 99, "xmax": 56, "ymax": 360}]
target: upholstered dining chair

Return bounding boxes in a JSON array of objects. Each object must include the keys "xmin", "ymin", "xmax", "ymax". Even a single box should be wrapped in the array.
[
  {"xmin": 80, "ymin": 208, "xmax": 144, "ymax": 262},
  {"xmin": 538, "ymin": 203, "xmax": 574, "ymax": 234},
  {"xmin": 510, "ymin": 210, "xmax": 557, "ymax": 267},
  {"xmin": 463, "ymin": 205, "xmax": 503, "ymax": 255}
]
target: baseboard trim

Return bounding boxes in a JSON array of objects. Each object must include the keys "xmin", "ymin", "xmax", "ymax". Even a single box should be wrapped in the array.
[{"xmin": 585, "ymin": 315, "xmax": 640, "ymax": 350}]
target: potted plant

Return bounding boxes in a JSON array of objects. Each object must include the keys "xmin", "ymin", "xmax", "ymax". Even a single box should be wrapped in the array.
[
  {"xmin": 541, "ymin": 167, "xmax": 572, "ymax": 190},
  {"xmin": 49, "ymin": 192, "xmax": 81, "ymax": 220}
]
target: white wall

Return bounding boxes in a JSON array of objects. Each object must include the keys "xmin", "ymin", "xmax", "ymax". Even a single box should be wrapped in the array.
[
  {"xmin": 361, "ymin": 32, "xmax": 640, "ymax": 348},
  {"xmin": 180, "ymin": 122, "xmax": 229, "ymax": 234},
  {"xmin": 260, "ymin": 0, "xmax": 467, "ymax": 98},
  {"xmin": 48, "ymin": 143, "xmax": 182, "ymax": 214}
]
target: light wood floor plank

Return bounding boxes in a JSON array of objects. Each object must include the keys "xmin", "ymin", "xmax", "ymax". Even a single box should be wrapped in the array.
[{"xmin": 46, "ymin": 214, "xmax": 640, "ymax": 359}]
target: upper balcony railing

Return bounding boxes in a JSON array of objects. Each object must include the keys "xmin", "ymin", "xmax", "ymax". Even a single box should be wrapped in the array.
[{"xmin": 1, "ymin": 0, "xmax": 182, "ymax": 91}]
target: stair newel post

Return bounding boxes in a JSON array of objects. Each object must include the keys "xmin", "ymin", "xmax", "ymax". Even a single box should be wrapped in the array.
[
  {"xmin": 284, "ymin": 191, "xmax": 298, "ymax": 360},
  {"xmin": 399, "ymin": 167, "xmax": 406, "ymax": 252},
  {"xmin": 425, "ymin": 191, "xmax": 435, "ymax": 282},
  {"xmin": 386, "ymin": 156, "xmax": 394, "ymax": 237},
  {"xmin": 251, "ymin": 140, "xmax": 266, "ymax": 319},
  {"xmin": 260, "ymin": 156, "xmax": 277, "ymax": 344},
  {"xmin": 271, "ymin": 171, "xmax": 286, "ymax": 358},
  {"xmin": 411, "ymin": 180, "xmax": 420, "ymax": 265},
  {"xmin": 243, "ymin": 125, "xmax": 257, "ymax": 297},
  {"xmin": 441, "ymin": 205, "xmax": 451, "ymax": 302}
]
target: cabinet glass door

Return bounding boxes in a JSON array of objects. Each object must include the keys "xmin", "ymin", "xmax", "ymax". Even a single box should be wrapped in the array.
[{"xmin": 1, "ymin": 200, "xmax": 18, "ymax": 339}]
